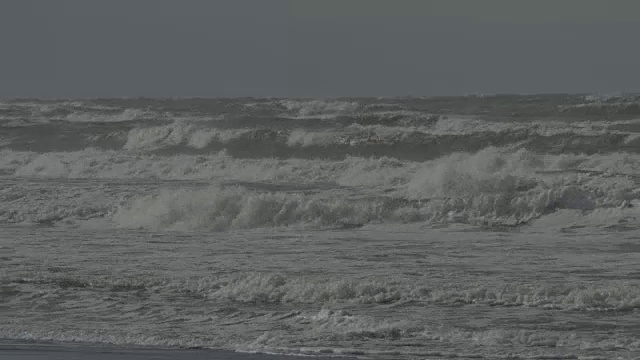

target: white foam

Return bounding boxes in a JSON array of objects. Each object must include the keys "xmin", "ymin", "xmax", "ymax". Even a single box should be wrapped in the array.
[
  {"xmin": 206, "ymin": 273, "xmax": 404, "ymax": 305},
  {"xmin": 5, "ymin": 221, "xmax": 640, "ymax": 359},
  {"xmin": 64, "ymin": 108, "xmax": 150, "ymax": 122},
  {"xmin": 286, "ymin": 124, "xmax": 430, "ymax": 148},
  {"xmin": 242, "ymin": 99, "xmax": 361, "ymax": 119},
  {"xmin": 112, "ymin": 186, "xmax": 388, "ymax": 231},
  {"xmin": 187, "ymin": 128, "xmax": 220, "ymax": 149},
  {"xmin": 430, "ymin": 116, "xmax": 636, "ymax": 137},
  {"xmin": 400, "ymin": 147, "xmax": 639, "ymax": 226},
  {"xmin": 124, "ymin": 121, "xmax": 194, "ymax": 151},
  {"xmin": 0, "ymin": 149, "xmax": 412, "ymax": 189},
  {"xmin": 560, "ymin": 94, "xmax": 640, "ymax": 112},
  {"xmin": 17, "ymin": 268, "xmax": 639, "ymax": 312},
  {"xmin": 4, "ymin": 146, "xmax": 640, "ymax": 229},
  {"xmin": 338, "ymin": 156, "xmax": 414, "ymax": 188},
  {"xmin": 123, "ymin": 121, "xmax": 258, "ymax": 151},
  {"xmin": 283, "ymin": 117, "xmax": 638, "ymax": 151},
  {"xmin": 286, "ymin": 129, "xmax": 339, "ymax": 147},
  {"xmin": 406, "ymin": 147, "xmax": 544, "ymax": 198}
]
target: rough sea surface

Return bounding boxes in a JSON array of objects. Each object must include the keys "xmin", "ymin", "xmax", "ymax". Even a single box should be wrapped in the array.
[{"xmin": 2, "ymin": 95, "xmax": 640, "ymax": 359}]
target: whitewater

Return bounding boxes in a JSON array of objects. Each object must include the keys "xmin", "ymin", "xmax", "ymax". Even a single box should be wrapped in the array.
[{"xmin": 2, "ymin": 95, "xmax": 640, "ymax": 359}]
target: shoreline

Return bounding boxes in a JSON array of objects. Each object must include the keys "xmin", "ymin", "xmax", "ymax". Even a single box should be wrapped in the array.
[{"xmin": 0, "ymin": 339, "xmax": 357, "ymax": 360}]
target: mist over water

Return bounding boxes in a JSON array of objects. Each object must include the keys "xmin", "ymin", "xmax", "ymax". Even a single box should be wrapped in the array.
[{"xmin": 3, "ymin": 95, "xmax": 640, "ymax": 359}]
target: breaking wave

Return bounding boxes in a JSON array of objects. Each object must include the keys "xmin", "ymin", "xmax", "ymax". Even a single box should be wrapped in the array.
[
  {"xmin": 205, "ymin": 273, "xmax": 640, "ymax": 311},
  {"xmin": 111, "ymin": 185, "xmax": 396, "ymax": 231},
  {"xmin": 3, "ymin": 147, "xmax": 640, "ymax": 229},
  {"xmin": 4, "ymin": 95, "xmax": 640, "ymax": 160},
  {"xmin": 110, "ymin": 183, "xmax": 639, "ymax": 232},
  {"xmin": 8, "ymin": 271, "xmax": 640, "ymax": 311},
  {"xmin": 86, "ymin": 118, "xmax": 640, "ymax": 163},
  {"xmin": 559, "ymin": 94, "xmax": 640, "ymax": 117}
]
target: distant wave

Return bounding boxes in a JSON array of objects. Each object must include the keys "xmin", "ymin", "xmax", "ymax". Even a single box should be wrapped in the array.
[
  {"xmin": 0, "ymin": 101, "xmax": 155, "ymax": 124},
  {"xmin": 3, "ymin": 96, "xmax": 640, "ymax": 161},
  {"xmin": 3, "ymin": 111, "xmax": 640, "ymax": 160},
  {"xmin": 559, "ymin": 94, "xmax": 640, "ymax": 116},
  {"xmin": 3, "ymin": 94, "xmax": 640, "ymax": 125},
  {"xmin": 108, "ymin": 117, "xmax": 640, "ymax": 161},
  {"xmin": 3, "ymin": 96, "xmax": 640, "ymax": 229}
]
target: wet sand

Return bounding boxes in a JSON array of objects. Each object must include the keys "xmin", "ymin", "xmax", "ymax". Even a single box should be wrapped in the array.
[{"xmin": 0, "ymin": 341, "xmax": 354, "ymax": 360}]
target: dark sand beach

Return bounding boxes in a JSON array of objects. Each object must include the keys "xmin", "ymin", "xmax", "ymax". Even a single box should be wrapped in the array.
[{"xmin": 0, "ymin": 341, "xmax": 352, "ymax": 360}]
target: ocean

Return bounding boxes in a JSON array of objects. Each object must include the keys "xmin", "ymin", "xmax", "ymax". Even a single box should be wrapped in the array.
[{"xmin": 1, "ymin": 95, "xmax": 640, "ymax": 359}]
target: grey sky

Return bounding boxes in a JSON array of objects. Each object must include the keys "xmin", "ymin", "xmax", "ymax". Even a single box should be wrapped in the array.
[{"xmin": 1, "ymin": 0, "xmax": 639, "ymax": 97}]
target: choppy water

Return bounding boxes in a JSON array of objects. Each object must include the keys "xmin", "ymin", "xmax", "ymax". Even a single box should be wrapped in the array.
[{"xmin": 2, "ymin": 95, "xmax": 640, "ymax": 359}]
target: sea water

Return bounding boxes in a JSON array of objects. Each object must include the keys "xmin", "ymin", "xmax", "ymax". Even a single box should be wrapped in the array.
[{"xmin": 2, "ymin": 95, "xmax": 640, "ymax": 359}]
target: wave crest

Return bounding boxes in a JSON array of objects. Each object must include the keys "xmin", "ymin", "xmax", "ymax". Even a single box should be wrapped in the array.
[{"xmin": 112, "ymin": 186, "xmax": 390, "ymax": 231}]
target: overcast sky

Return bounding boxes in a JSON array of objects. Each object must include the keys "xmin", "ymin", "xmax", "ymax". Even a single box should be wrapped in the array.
[{"xmin": 1, "ymin": 0, "xmax": 639, "ymax": 97}]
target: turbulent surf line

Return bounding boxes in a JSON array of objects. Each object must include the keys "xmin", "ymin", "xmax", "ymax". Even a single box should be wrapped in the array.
[
  {"xmin": 2, "ymin": 146, "xmax": 640, "ymax": 230},
  {"xmin": 4, "ymin": 95, "xmax": 640, "ymax": 360}
]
